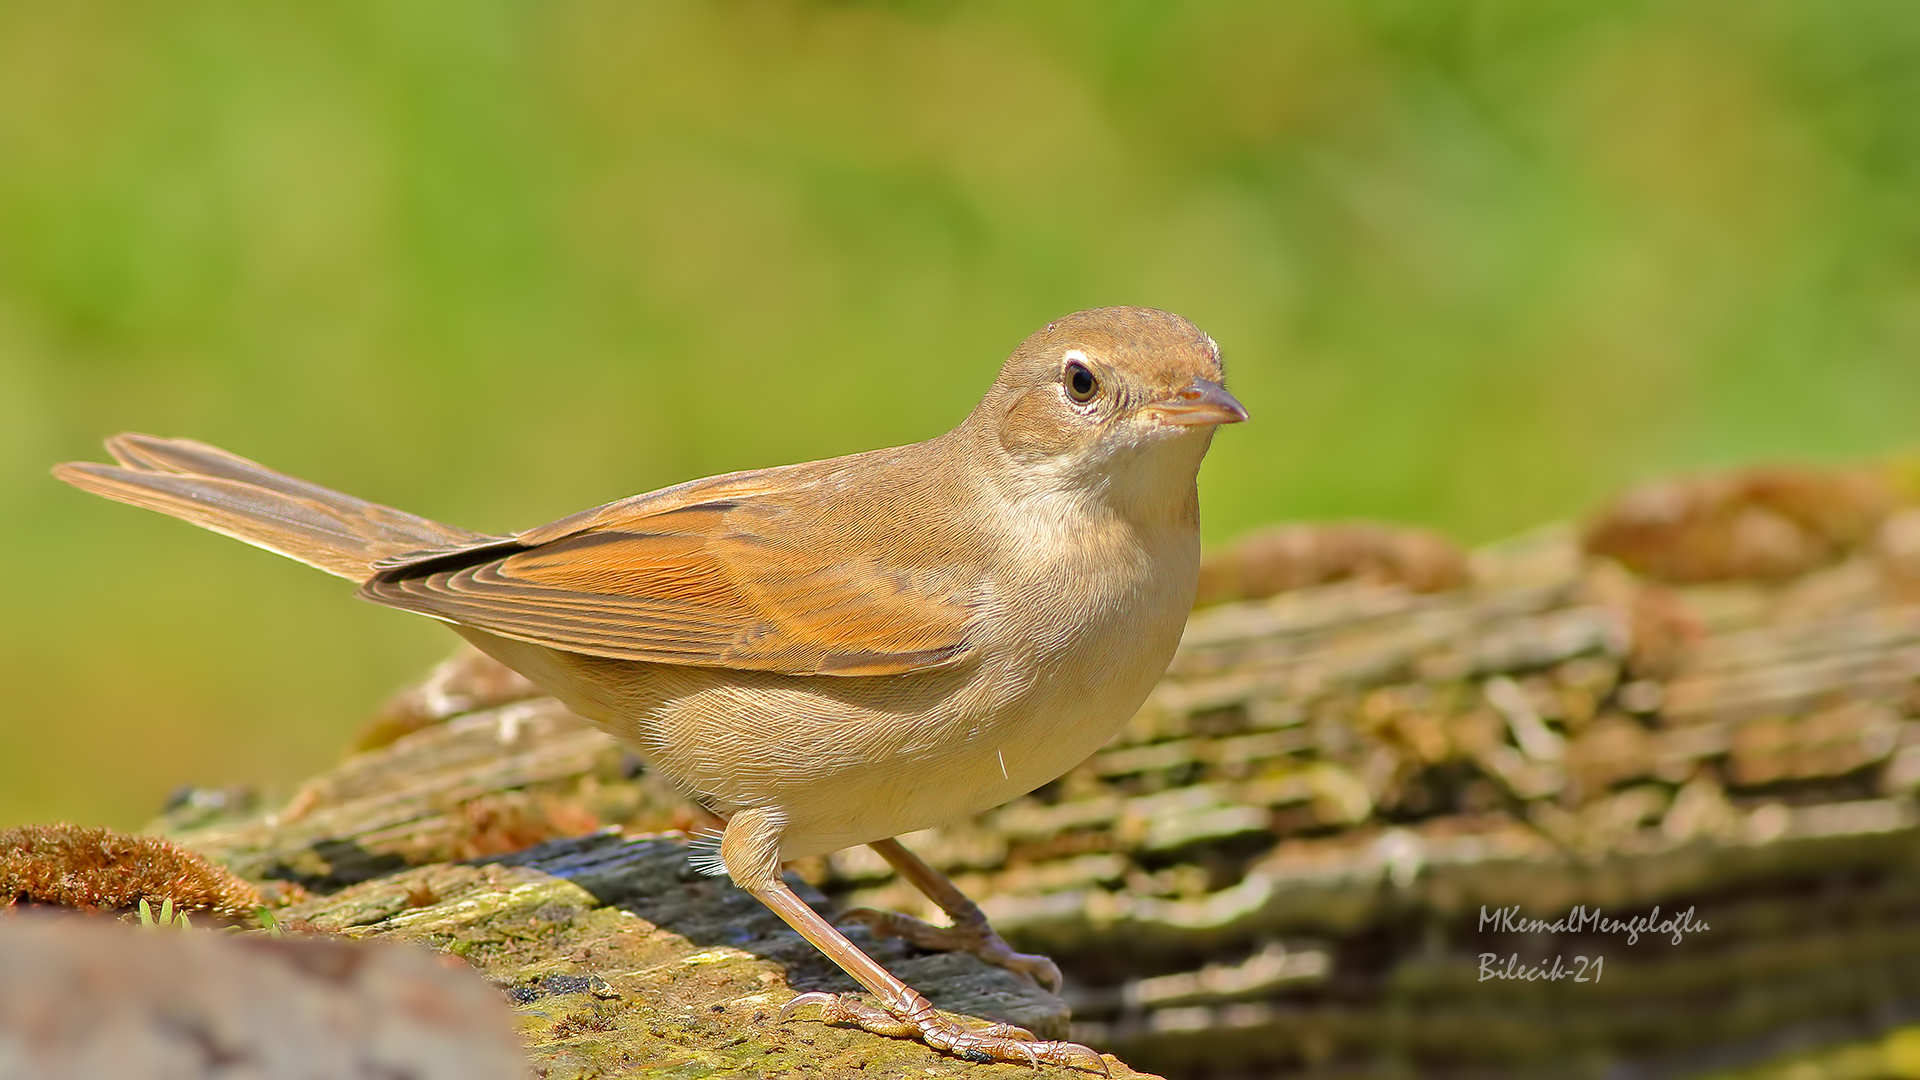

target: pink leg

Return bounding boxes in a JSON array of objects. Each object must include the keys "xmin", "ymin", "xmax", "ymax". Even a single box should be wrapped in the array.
[
  {"xmin": 835, "ymin": 838, "xmax": 1065, "ymax": 994},
  {"xmin": 721, "ymin": 810, "xmax": 1107, "ymax": 1073}
]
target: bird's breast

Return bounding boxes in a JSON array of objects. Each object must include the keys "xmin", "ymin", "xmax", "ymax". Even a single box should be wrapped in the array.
[{"xmin": 970, "ymin": 515, "xmax": 1199, "ymax": 790}]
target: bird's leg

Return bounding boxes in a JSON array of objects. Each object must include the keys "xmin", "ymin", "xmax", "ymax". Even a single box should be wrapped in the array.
[
  {"xmin": 835, "ymin": 837, "xmax": 1064, "ymax": 994},
  {"xmin": 718, "ymin": 809, "xmax": 1107, "ymax": 1074}
]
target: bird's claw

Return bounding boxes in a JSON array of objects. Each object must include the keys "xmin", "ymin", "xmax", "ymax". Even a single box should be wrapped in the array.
[
  {"xmin": 781, "ymin": 991, "xmax": 1110, "ymax": 1074},
  {"xmin": 777, "ymin": 991, "xmax": 842, "ymax": 1023},
  {"xmin": 834, "ymin": 906, "xmax": 1065, "ymax": 995}
]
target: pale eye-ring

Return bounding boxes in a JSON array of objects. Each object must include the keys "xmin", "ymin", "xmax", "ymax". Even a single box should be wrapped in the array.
[{"xmin": 1064, "ymin": 358, "xmax": 1098, "ymax": 403}]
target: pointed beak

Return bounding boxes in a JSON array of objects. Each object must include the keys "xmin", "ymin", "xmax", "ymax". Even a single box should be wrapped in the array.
[{"xmin": 1148, "ymin": 378, "xmax": 1248, "ymax": 427}]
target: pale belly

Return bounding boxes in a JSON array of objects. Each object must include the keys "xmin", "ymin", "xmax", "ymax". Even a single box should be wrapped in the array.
[
  {"xmin": 758, "ymin": 618, "xmax": 1183, "ymax": 859},
  {"xmin": 627, "ymin": 599, "xmax": 1181, "ymax": 860}
]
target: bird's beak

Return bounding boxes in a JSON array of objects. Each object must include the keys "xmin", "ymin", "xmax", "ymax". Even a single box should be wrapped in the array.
[{"xmin": 1148, "ymin": 378, "xmax": 1248, "ymax": 427}]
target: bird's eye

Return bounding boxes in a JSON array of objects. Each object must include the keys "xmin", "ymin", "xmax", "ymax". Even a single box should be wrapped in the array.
[{"xmin": 1064, "ymin": 360, "xmax": 1098, "ymax": 403}]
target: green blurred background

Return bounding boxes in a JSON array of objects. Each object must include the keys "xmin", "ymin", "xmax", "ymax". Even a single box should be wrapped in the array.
[{"xmin": 4, "ymin": 0, "xmax": 1918, "ymax": 829}]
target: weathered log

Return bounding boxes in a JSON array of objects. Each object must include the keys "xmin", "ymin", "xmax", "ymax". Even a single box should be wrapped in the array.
[{"xmin": 144, "ymin": 471, "xmax": 1920, "ymax": 1078}]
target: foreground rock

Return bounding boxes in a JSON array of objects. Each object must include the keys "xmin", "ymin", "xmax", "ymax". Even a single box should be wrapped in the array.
[{"xmin": 0, "ymin": 914, "xmax": 529, "ymax": 1079}]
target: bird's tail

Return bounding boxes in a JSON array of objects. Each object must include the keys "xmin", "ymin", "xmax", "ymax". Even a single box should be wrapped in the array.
[{"xmin": 52, "ymin": 434, "xmax": 497, "ymax": 582}]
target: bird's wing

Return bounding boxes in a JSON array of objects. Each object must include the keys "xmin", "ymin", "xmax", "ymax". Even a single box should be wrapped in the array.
[{"xmin": 358, "ymin": 476, "xmax": 976, "ymax": 677}]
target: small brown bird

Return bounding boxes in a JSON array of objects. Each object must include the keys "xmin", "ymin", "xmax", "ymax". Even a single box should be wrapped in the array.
[{"xmin": 55, "ymin": 306, "xmax": 1245, "ymax": 1070}]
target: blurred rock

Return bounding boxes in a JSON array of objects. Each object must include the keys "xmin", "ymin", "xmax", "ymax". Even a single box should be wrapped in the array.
[
  {"xmin": 1195, "ymin": 522, "xmax": 1468, "ymax": 606},
  {"xmin": 1584, "ymin": 465, "xmax": 1897, "ymax": 584},
  {"xmin": 0, "ymin": 914, "xmax": 529, "ymax": 1079},
  {"xmin": 354, "ymin": 644, "xmax": 547, "ymax": 752},
  {"xmin": 1879, "ymin": 508, "xmax": 1920, "ymax": 602}
]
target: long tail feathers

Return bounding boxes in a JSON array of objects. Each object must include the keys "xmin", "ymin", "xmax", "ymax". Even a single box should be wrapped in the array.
[{"xmin": 53, "ymin": 434, "xmax": 497, "ymax": 582}]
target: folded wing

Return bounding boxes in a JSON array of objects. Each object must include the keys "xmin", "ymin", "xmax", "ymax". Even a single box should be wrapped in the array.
[{"xmin": 360, "ymin": 496, "xmax": 975, "ymax": 677}]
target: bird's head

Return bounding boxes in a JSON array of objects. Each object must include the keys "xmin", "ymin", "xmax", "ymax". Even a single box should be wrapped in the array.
[{"xmin": 968, "ymin": 307, "xmax": 1246, "ymax": 506}]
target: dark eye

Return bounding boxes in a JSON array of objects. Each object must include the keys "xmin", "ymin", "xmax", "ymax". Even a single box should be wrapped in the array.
[{"xmin": 1064, "ymin": 360, "xmax": 1098, "ymax": 403}]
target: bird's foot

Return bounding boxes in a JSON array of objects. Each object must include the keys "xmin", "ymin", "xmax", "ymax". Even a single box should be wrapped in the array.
[
  {"xmin": 781, "ymin": 991, "xmax": 1110, "ymax": 1074},
  {"xmin": 835, "ymin": 906, "xmax": 1064, "ymax": 994}
]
